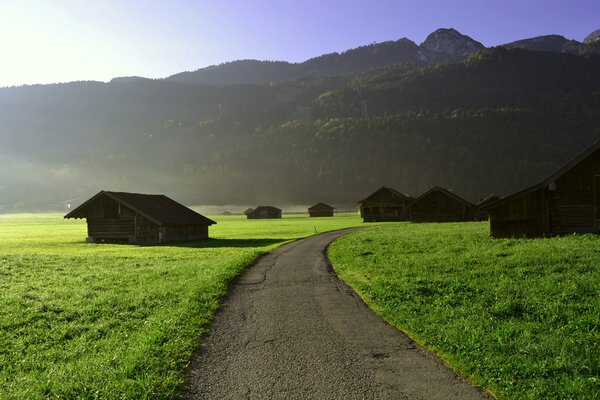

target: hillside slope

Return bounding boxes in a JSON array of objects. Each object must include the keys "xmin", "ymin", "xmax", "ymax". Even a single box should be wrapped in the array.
[{"xmin": 2, "ymin": 48, "xmax": 600, "ymax": 211}]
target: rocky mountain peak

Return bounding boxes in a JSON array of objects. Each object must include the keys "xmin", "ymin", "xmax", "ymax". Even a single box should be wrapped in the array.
[
  {"xmin": 418, "ymin": 28, "xmax": 485, "ymax": 63},
  {"xmin": 503, "ymin": 34, "xmax": 581, "ymax": 53},
  {"xmin": 584, "ymin": 28, "xmax": 600, "ymax": 44}
]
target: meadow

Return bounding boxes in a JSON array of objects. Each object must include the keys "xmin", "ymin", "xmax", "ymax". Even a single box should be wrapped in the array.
[
  {"xmin": 329, "ymin": 222, "xmax": 600, "ymax": 400},
  {"xmin": 0, "ymin": 213, "xmax": 363, "ymax": 399}
]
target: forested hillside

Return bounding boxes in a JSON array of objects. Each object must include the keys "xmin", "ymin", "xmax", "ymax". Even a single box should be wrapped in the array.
[{"xmin": 2, "ymin": 47, "xmax": 600, "ymax": 211}]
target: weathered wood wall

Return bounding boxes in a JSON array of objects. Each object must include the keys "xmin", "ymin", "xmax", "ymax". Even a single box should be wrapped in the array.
[
  {"xmin": 309, "ymin": 209, "xmax": 334, "ymax": 217},
  {"xmin": 410, "ymin": 191, "xmax": 480, "ymax": 223},
  {"xmin": 489, "ymin": 151, "xmax": 600, "ymax": 237}
]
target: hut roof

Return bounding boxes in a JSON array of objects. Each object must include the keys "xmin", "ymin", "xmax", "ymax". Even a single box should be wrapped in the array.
[
  {"xmin": 64, "ymin": 191, "xmax": 216, "ymax": 226},
  {"xmin": 308, "ymin": 202, "xmax": 335, "ymax": 211},
  {"xmin": 252, "ymin": 205, "xmax": 281, "ymax": 212},
  {"xmin": 412, "ymin": 186, "xmax": 475, "ymax": 207},
  {"xmin": 358, "ymin": 186, "xmax": 409, "ymax": 204},
  {"xmin": 482, "ymin": 138, "xmax": 600, "ymax": 210},
  {"xmin": 477, "ymin": 194, "xmax": 501, "ymax": 207}
]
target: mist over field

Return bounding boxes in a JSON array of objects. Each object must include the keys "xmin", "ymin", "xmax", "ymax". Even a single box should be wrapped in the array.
[{"xmin": 2, "ymin": 28, "xmax": 600, "ymax": 212}]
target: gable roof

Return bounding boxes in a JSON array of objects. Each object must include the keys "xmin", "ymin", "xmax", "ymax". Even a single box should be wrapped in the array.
[
  {"xmin": 411, "ymin": 186, "xmax": 476, "ymax": 207},
  {"xmin": 64, "ymin": 191, "xmax": 216, "ymax": 226},
  {"xmin": 482, "ymin": 138, "xmax": 600, "ymax": 210},
  {"xmin": 358, "ymin": 186, "xmax": 409, "ymax": 204},
  {"xmin": 308, "ymin": 202, "xmax": 335, "ymax": 210},
  {"xmin": 477, "ymin": 193, "xmax": 501, "ymax": 207},
  {"xmin": 251, "ymin": 205, "xmax": 281, "ymax": 212}
]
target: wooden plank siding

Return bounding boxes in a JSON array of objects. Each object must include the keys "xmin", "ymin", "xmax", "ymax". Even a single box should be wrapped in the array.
[
  {"xmin": 87, "ymin": 217, "xmax": 135, "ymax": 240},
  {"xmin": 358, "ymin": 187, "xmax": 410, "ymax": 222},
  {"xmin": 65, "ymin": 190, "xmax": 216, "ymax": 244},
  {"xmin": 362, "ymin": 206, "xmax": 408, "ymax": 222},
  {"xmin": 484, "ymin": 139, "xmax": 600, "ymax": 238},
  {"xmin": 488, "ymin": 190, "xmax": 550, "ymax": 237},
  {"xmin": 410, "ymin": 187, "xmax": 481, "ymax": 223}
]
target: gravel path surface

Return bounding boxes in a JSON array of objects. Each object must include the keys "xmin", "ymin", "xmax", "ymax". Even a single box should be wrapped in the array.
[{"xmin": 184, "ymin": 229, "xmax": 493, "ymax": 399}]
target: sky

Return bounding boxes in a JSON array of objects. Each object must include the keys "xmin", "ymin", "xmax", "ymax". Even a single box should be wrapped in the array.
[{"xmin": 0, "ymin": 0, "xmax": 598, "ymax": 87}]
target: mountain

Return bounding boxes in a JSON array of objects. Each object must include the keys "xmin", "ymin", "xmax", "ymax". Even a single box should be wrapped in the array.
[
  {"xmin": 109, "ymin": 76, "xmax": 152, "ymax": 83},
  {"xmin": 2, "ymin": 45, "xmax": 600, "ymax": 212},
  {"xmin": 584, "ymin": 28, "xmax": 600, "ymax": 43},
  {"xmin": 503, "ymin": 34, "xmax": 581, "ymax": 53},
  {"xmin": 166, "ymin": 27, "xmax": 600, "ymax": 88},
  {"xmin": 167, "ymin": 39, "xmax": 421, "ymax": 86},
  {"xmin": 166, "ymin": 29, "xmax": 488, "ymax": 86},
  {"xmin": 503, "ymin": 28, "xmax": 600, "ymax": 56},
  {"xmin": 418, "ymin": 28, "xmax": 485, "ymax": 63}
]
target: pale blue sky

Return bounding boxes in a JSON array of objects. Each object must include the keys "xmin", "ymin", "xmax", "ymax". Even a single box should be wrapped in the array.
[{"xmin": 0, "ymin": 0, "xmax": 598, "ymax": 87}]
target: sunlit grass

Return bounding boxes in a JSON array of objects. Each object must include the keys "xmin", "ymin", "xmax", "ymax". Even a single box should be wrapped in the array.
[
  {"xmin": 0, "ymin": 213, "xmax": 362, "ymax": 399},
  {"xmin": 329, "ymin": 222, "xmax": 600, "ymax": 400}
]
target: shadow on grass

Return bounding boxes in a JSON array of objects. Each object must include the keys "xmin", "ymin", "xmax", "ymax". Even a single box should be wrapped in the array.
[{"xmin": 162, "ymin": 238, "xmax": 291, "ymax": 249}]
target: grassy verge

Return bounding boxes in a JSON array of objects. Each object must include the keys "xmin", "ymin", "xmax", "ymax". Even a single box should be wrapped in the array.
[
  {"xmin": 328, "ymin": 222, "xmax": 600, "ymax": 399},
  {"xmin": 0, "ymin": 213, "xmax": 362, "ymax": 399}
]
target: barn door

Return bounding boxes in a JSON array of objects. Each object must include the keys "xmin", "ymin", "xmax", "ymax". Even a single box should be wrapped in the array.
[{"xmin": 594, "ymin": 166, "xmax": 600, "ymax": 230}]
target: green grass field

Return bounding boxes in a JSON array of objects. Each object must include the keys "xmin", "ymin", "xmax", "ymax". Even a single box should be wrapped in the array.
[
  {"xmin": 328, "ymin": 222, "xmax": 600, "ymax": 400},
  {"xmin": 0, "ymin": 213, "xmax": 362, "ymax": 399}
]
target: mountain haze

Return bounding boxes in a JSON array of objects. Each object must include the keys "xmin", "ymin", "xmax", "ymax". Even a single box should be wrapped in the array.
[{"xmin": 2, "ymin": 28, "xmax": 600, "ymax": 212}]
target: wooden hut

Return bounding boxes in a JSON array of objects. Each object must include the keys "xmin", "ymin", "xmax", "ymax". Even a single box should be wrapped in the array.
[
  {"xmin": 308, "ymin": 202, "xmax": 335, "ymax": 217},
  {"xmin": 64, "ymin": 191, "xmax": 216, "ymax": 244},
  {"xmin": 477, "ymin": 194, "xmax": 502, "ymax": 220},
  {"xmin": 478, "ymin": 194, "xmax": 501, "ymax": 208},
  {"xmin": 245, "ymin": 205, "xmax": 282, "ymax": 219},
  {"xmin": 410, "ymin": 186, "xmax": 482, "ymax": 223},
  {"xmin": 483, "ymin": 139, "xmax": 600, "ymax": 238},
  {"xmin": 357, "ymin": 187, "xmax": 411, "ymax": 222}
]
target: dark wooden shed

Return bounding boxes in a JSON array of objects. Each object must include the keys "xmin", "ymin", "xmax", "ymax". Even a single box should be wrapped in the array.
[
  {"xmin": 64, "ymin": 191, "xmax": 216, "ymax": 244},
  {"xmin": 308, "ymin": 202, "xmax": 335, "ymax": 217},
  {"xmin": 245, "ymin": 206, "xmax": 282, "ymax": 219},
  {"xmin": 478, "ymin": 194, "xmax": 502, "ymax": 208},
  {"xmin": 357, "ymin": 186, "xmax": 411, "ymax": 222},
  {"xmin": 477, "ymin": 194, "xmax": 502, "ymax": 220},
  {"xmin": 483, "ymin": 139, "xmax": 600, "ymax": 238},
  {"xmin": 410, "ymin": 186, "xmax": 482, "ymax": 223}
]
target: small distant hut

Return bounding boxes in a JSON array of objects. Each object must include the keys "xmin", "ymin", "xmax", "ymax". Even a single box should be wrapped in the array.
[
  {"xmin": 64, "ymin": 190, "xmax": 216, "ymax": 244},
  {"xmin": 410, "ymin": 186, "xmax": 482, "ymax": 223},
  {"xmin": 357, "ymin": 186, "xmax": 411, "ymax": 222},
  {"xmin": 246, "ymin": 206, "xmax": 282, "ymax": 219},
  {"xmin": 483, "ymin": 139, "xmax": 600, "ymax": 238},
  {"xmin": 308, "ymin": 202, "xmax": 335, "ymax": 217}
]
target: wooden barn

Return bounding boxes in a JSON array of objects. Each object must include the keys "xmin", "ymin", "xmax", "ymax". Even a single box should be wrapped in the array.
[
  {"xmin": 410, "ymin": 186, "xmax": 482, "ymax": 223},
  {"xmin": 64, "ymin": 191, "xmax": 216, "ymax": 244},
  {"xmin": 308, "ymin": 202, "xmax": 335, "ymax": 217},
  {"xmin": 357, "ymin": 187, "xmax": 411, "ymax": 222},
  {"xmin": 483, "ymin": 139, "xmax": 600, "ymax": 238},
  {"xmin": 245, "ymin": 205, "xmax": 282, "ymax": 219}
]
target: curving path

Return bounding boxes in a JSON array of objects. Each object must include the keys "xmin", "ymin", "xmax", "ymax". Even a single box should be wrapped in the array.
[{"xmin": 184, "ymin": 229, "xmax": 492, "ymax": 399}]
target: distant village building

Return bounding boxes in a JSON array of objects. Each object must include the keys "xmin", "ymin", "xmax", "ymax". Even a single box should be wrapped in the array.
[
  {"xmin": 410, "ymin": 186, "xmax": 482, "ymax": 223},
  {"xmin": 357, "ymin": 187, "xmax": 411, "ymax": 222},
  {"xmin": 245, "ymin": 206, "xmax": 282, "ymax": 219},
  {"xmin": 308, "ymin": 202, "xmax": 335, "ymax": 217},
  {"xmin": 64, "ymin": 191, "xmax": 216, "ymax": 244},
  {"xmin": 483, "ymin": 139, "xmax": 600, "ymax": 237}
]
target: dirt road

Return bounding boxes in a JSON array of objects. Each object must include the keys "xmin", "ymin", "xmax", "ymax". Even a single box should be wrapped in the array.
[{"xmin": 184, "ymin": 229, "xmax": 492, "ymax": 399}]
